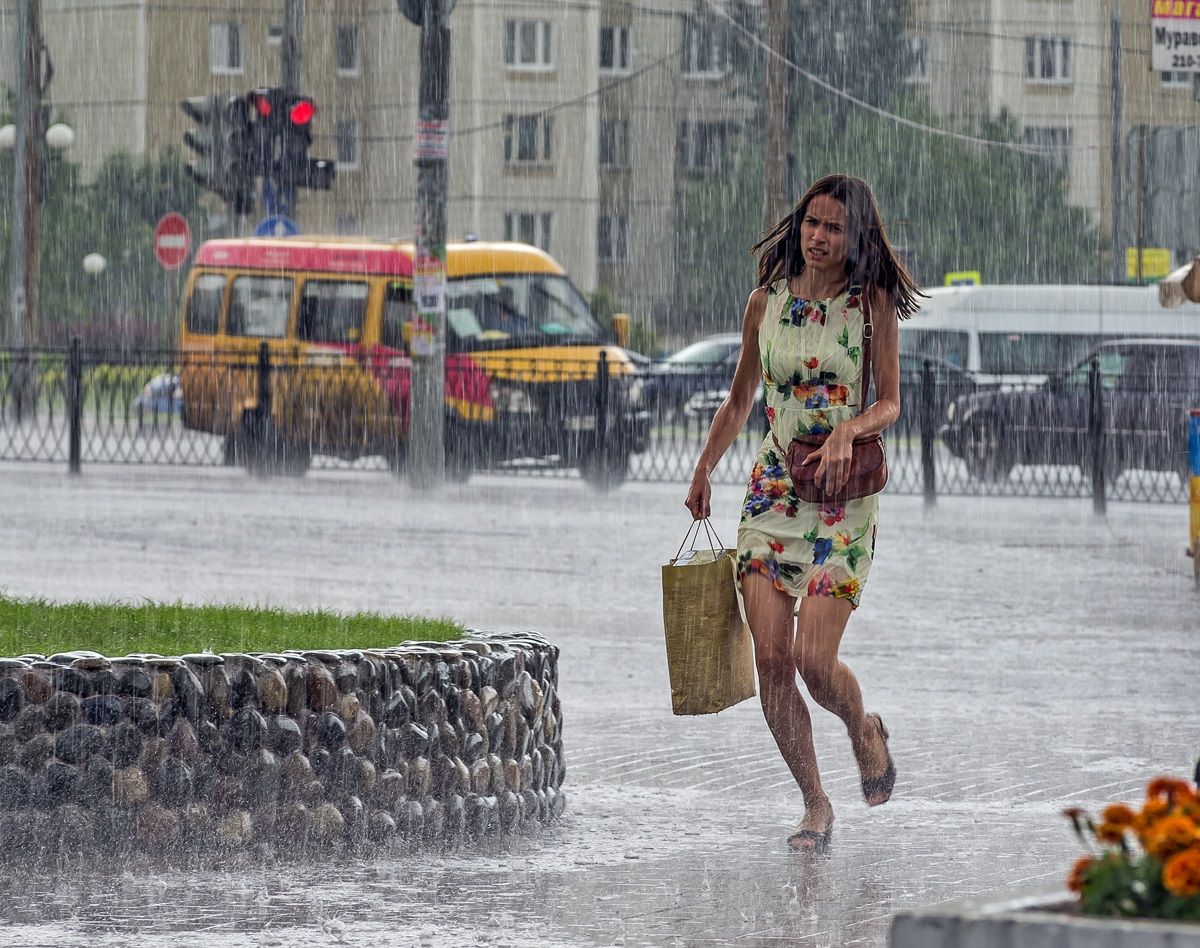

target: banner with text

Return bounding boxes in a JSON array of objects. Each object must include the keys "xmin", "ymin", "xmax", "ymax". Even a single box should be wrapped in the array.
[{"xmin": 1152, "ymin": 0, "xmax": 1200, "ymax": 72}]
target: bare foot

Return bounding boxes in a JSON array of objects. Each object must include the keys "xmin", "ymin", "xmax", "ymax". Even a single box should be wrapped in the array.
[
  {"xmin": 857, "ymin": 713, "xmax": 896, "ymax": 807},
  {"xmin": 787, "ymin": 796, "xmax": 834, "ymax": 853}
]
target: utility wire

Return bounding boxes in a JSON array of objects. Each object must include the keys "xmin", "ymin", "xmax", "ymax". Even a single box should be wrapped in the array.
[{"xmin": 705, "ymin": 0, "xmax": 1047, "ymax": 156}]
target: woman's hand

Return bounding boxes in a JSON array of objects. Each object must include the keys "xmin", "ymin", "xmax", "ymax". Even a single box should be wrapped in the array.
[
  {"xmin": 804, "ymin": 428, "xmax": 854, "ymax": 492},
  {"xmin": 684, "ymin": 467, "xmax": 712, "ymax": 521}
]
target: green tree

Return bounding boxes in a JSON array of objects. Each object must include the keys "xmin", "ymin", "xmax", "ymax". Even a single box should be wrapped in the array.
[
  {"xmin": 0, "ymin": 135, "xmax": 205, "ymax": 349},
  {"xmin": 677, "ymin": 100, "xmax": 1100, "ymax": 335}
]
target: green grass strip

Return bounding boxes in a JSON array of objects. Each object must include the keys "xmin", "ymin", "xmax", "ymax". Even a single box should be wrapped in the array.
[{"xmin": 0, "ymin": 596, "xmax": 463, "ymax": 659}]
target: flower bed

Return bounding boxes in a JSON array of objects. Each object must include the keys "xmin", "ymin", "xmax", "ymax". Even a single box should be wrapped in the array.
[{"xmin": 891, "ymin": 770, "xmax": 1200, "ymax": 948}]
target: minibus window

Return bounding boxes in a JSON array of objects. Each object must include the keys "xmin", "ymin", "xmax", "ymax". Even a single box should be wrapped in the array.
[
  {"xmin": 228, "ymin": 276, "xmax": 293, "ymax": 338},
  {"xmin": 443, "ymin": 274, "xmax": 602, "ymax": 347},
  {"xmin": 981, "ymin": 332, "xmax": 1104, "ymax": 376},
  {"xmin": 186, "ymin": 273, "xmax": 226, "ymax": 335},
  {"xmin": 898, "ymin": 329, "xmax": 968, "ymax": 367},
  {"xmin": 381, "ymin": 284, "xmax": 412, "ymax": 350},
  {"xmin": 297, "ymin": 280, "xmax": 368, "ymax": 344}
]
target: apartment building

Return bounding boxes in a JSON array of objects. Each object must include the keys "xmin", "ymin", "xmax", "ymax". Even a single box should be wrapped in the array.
[{"xmin": 909, "ymin": 0, "xmax": 1200, "ymax": 272}]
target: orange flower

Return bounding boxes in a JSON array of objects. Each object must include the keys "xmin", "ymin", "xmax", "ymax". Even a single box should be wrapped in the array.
[
  {"xmin": 1147, "ymin": 814, "xmax": 1200, "ymax": 860},
  {"xmin": 1095, "ymin": 821, "xmax": 1129, "ymax": 844},
  {"xmin": 1135, "ymin": 796, "xmax": 1171, "ymax": 838},
  {"xmin": 1067, "ymin": 855, "xmax": 1093, "ymax": 893},
  {"xmin": 1163, "ymin": 847, "xmax": 1200, "ymax": 897},
  {"xmin": 1147, "ymin": 776, "xmax": 1193, "ymax": 802},
  {"xmin": 1097, "ymin": 803, "xmax": 1137, "ymax": 841}
]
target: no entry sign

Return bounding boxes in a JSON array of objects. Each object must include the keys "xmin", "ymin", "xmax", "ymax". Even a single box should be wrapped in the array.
[{"xmin": 154, "ymin": 212, "xmax": 192, "ymax": 270}]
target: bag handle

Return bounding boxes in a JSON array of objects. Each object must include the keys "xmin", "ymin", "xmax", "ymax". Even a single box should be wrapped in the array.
[{"xmin": 675, "ymin": 518, "xmax": 726, "ymax": 561}]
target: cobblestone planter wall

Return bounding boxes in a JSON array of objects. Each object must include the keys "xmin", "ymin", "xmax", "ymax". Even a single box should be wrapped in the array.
[
  {"xmin": 890, "ymin": 886, "xmax": 1200, "ymax": 947},
  {"xmin": 0, "ymin": 631, "xmax": 563, "ymax": 864}
]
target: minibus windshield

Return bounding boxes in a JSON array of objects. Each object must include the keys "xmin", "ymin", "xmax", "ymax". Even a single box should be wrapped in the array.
[{"xmin": 444, "ymin": 273, "xmax": 603, "ymax": 348}]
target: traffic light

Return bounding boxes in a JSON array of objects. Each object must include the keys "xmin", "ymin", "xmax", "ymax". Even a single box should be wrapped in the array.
[
  {"xmin": 180, "ymin": 94, "xmax": 255, "ymax": 215},
  {"xmin": 247, "ymin": 87, "xmax": 336, "ymax": 195}
]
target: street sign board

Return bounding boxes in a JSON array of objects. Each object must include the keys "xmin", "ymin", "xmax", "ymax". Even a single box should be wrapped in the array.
[
  {"xmin": 1126, "ymin": 247, "xmax": 1172, "ymax": 282},
  {"xmin": 153, "ymin": 213, "xmax": 192, "ymax": 270},
  {"xmin": 254, "ymin": 215, "xmax": 300, "ymax": 237},
  {"xmin": 943, "ymin": 270, "xmax": 981, "ymax": 286},
  {"xmin": 1151, "ymin": 0, "xmax": 1200, "ymax": 72}
]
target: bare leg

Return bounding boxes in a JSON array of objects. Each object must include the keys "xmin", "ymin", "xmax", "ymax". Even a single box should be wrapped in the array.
[
  {"xmin": 740, "ymin": 573, "xmax": 833, "ymax": 841},
  {"xmin": 793, "ymin": 596, "xmax": 892, "ymax": 802}
]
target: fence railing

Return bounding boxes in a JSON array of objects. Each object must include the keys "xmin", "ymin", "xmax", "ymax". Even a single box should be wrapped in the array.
[{"xmin": 0, "ymin": 343, "xmax": 1191, "ymax": 506}]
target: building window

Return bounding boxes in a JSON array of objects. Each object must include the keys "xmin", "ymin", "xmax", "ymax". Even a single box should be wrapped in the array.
[
  {"xmin": 1161, "ymin": 70, "xmax": 1192, "ymax": 89},
  {"xmin": 209, "ymin": 22, "xmax": 243, "ymax": 74},
  {"xmin": 677, "ymin": 120, "xmax": 730, "ymax": 174},
  {"xmin": 906, "ymin": 36, "xmax": 930, "ymax": 83},
  {"xmin": 267, "ymin": 24, "xmax": 283, "ymax": 45},
  {"xmin": 503, "ymin": 114, "xmax": 553, "ymax": 165},
  {"xmin": 336, "ymin": 119, "xmax": 359, "ymax": 170},
  {"xmin": 599, "ymin": 119, "xmax": 630, "ymax": 168},
  {"xmin": 1023, "ymin": 126, "xmax": 1072, "ymax": 172},
  {"xmin": 681, "ymin": 16, "xmax": 725, "ymax": 77},
  {"xmin": 598, "ymin": 215, "xmax": 628, "ymax": 263},
  {"xmin": 600, "ymin": 25, "xmax": 630, "ymax": 72},
  {"xmin": 503, "ymin": 211, "xmax": 553, "ymax": 252},
  {"xmin": 1024, "ymin": 35, "xmax": 1071, "ymax": 83},
  {"xmin": 504, "ymin": 19, "xmax": 553, "ymax": 70},
  {"xmin": 336, "ymin": 25, "xmax": 360, "ymax": 75}
]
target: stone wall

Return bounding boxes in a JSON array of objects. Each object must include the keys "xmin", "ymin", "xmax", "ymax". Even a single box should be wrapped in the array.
[{"xmin": 0, "ymin": 631, "xmax": 564, "ymax": 863}]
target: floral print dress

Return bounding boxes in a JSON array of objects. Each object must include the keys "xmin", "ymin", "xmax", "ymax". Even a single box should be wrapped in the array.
[{"xmin": 736, "ymin": 280, "xmax": 878, "ymax": 608}]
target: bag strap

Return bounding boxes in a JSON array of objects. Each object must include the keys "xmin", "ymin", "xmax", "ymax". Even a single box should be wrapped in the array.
[
  {"xmin": 675, "ymin": 518, "xmax": 725, "ymax": 560},
  {"xmin": 857, "ymin": 286, "xmax": 874, "ymax": 416}
]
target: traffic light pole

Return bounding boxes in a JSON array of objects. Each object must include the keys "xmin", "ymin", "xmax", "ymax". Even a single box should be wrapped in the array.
[{"xmin": 408, "ymin": 0, "xmax": 450, "ymax": 489}]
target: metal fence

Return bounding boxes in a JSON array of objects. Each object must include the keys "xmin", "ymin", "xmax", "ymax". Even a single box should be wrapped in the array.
[{"xmin": 0, "ymin": 343, "xmax": 1189, "ymax": 506}]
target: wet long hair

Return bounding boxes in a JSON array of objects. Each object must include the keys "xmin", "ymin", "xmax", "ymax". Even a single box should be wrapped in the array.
[{"xmin": 751, "ymin": 174, "xmax": 925, "ymax": 320}]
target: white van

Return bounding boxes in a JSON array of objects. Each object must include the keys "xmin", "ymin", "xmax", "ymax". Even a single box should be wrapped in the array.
[{"xmin": 898, "ymin": 284, "xmax": 1200, "ymax": 386}]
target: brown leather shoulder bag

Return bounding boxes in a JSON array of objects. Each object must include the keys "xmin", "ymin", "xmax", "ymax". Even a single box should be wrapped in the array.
[{"xmin": 772, "ymin": 289, "xmax": 888, "ymax": 505}]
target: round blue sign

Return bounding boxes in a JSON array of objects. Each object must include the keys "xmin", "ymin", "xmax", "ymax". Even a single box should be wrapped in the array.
[{"xmin": 255, "ymin": 215, "xmax": 300, "ymax": 238}]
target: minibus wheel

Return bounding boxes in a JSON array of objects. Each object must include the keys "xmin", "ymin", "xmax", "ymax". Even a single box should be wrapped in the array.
[{"xmin": 235, "ymin": 414, "xmax": 310, "ymax": 477}]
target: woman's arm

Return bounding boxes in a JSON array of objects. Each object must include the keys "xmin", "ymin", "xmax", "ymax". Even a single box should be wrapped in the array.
[
  {"xmin": 806, "ymin": 288, "xmax": 901, "ymax": 490},
  {"xmin": 684, "ymin": 288, "xmax": 767, "ymax": 520}
]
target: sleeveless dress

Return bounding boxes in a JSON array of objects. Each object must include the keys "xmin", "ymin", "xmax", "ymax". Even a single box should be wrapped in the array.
[{"xmin": 735, "ymin": 280, "xmax": 879, "ymax": 608}]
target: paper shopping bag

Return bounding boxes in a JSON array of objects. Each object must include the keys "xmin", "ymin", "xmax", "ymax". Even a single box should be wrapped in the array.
[{"xmin": 661, "ymin": 522, "xmax": 757, "ymax": 716}]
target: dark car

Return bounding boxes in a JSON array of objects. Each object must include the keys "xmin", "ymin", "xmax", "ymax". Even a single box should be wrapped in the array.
[
  {"xmin": 941, "ymin": 338, "xmax": 1200, "ymax": 482},
  {"xmin": 642, "ymin": 333, "xmax": 741, "ymax": 417},
  {"xmin": 899, "ymin": 352, "xmax": 976, "ymax": 415}
]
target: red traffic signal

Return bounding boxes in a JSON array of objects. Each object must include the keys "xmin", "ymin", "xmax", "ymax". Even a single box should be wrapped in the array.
[
  {"xmin": 249, "ymin": 88, "xmax": 275, "ymax": 118},
  {"xmin": 288, "ymin": 98, "xmax": 315, "ymax": 126}
]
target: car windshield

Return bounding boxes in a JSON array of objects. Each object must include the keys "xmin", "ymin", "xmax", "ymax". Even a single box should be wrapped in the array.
[
  {"xmin": 665, "ymin": 339, "xmax": 738, "ymax": 366},
  {"xmin": 444, "ymin": 273, "xmax": 602, "ymax": 347}
]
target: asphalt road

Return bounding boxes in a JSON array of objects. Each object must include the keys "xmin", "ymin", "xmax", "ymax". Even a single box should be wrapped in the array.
[{"xmin": 0, "ymin": 463, "xmax": 1196, "ymax": 947}]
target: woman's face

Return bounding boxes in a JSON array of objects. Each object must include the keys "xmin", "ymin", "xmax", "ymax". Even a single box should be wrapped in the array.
[{"xmin": 799, "ymin": 194, "xmax": 850, "ymax": 278}]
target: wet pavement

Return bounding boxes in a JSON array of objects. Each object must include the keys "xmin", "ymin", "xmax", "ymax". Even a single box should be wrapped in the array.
[{"xmin": 0, "ymin": 462, "xmax": 1197, "ymax": 946}]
